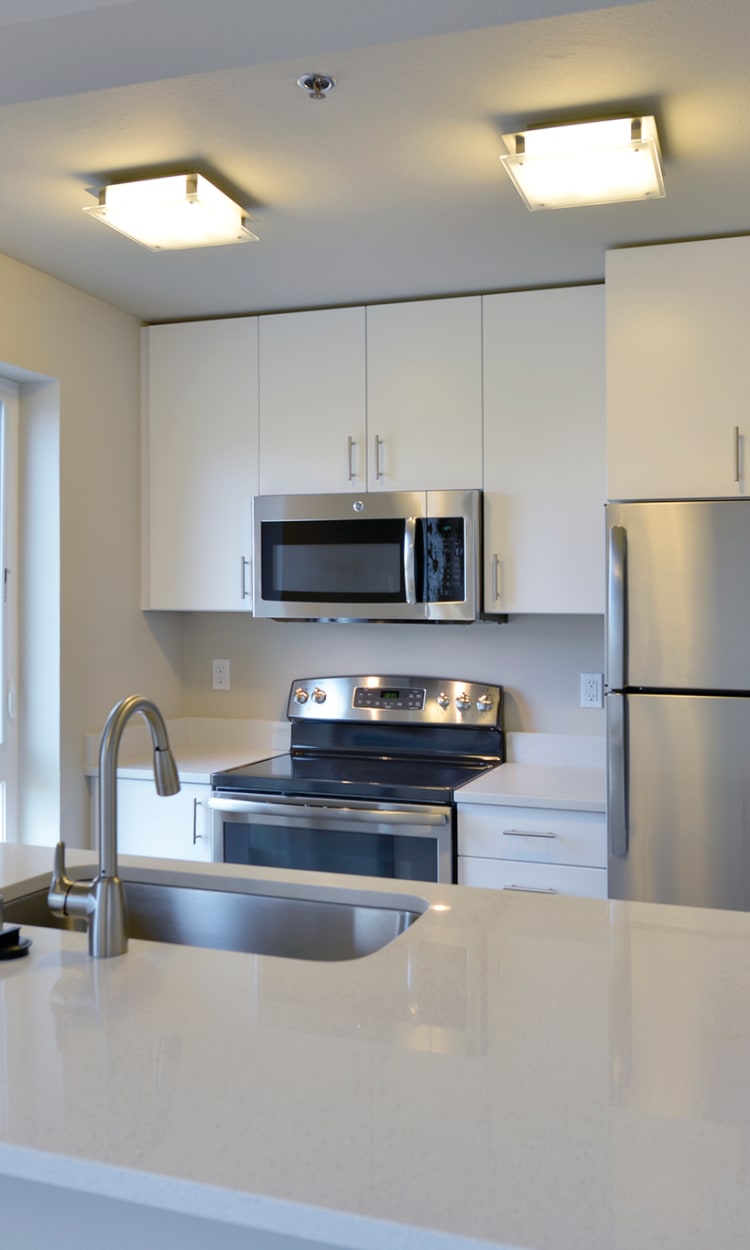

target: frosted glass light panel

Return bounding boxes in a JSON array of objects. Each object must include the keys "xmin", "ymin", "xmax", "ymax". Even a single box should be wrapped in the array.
[
  {"xmin": 500, "ymin": 117, "xmax": 665, "ymax": 210},
  {"xmin": 83, "ymin": 174, "xmax": 259, "ymax": 249}
]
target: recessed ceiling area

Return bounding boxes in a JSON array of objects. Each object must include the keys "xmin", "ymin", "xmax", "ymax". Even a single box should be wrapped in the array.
[{"xmin": 0, "ymin": 0, "xmax": 748, "ymax": 322}]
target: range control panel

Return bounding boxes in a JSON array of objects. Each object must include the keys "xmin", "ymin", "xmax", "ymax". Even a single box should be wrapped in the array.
[{"xmin": 287, "ymin": 675, "xmax": 503, "ymax": 728}]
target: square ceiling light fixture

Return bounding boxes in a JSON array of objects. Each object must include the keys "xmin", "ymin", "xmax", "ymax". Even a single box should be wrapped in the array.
[
  {"xmin": 500, "ymin": 116, "xmax": 665, "ymax": 210},
  {"xmin": 83, "ymin": 173, "xmax": 259, "ymax": 250}
]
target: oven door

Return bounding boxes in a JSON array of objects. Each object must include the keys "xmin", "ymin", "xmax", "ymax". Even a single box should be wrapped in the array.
[{"xmin": 208, "ymin": 791, "xmax": 454, "ymax": 884}]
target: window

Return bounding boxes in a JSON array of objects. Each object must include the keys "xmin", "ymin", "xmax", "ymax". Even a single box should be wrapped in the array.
[{"xmin": 0, "ymin": 381, "xmax": 18, "ymax": 841}]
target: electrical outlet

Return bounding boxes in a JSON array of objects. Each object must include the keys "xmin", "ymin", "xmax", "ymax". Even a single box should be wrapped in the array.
[
  {"xmin": 212, "ymin": 659, "xmax": 230, "ymax": 690},
  {"xmin": 580, "ymin": 672, "xmax": 603, "ymax": 709}
]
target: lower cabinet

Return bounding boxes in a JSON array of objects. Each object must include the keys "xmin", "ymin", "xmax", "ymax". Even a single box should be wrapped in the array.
[
  {"xmin": 115, "ymin": 779, "xmax": 214, "ymax": 862},
  {"xmin": 457, "ymin": 802, "xmax": 607, "ymax": 898}
]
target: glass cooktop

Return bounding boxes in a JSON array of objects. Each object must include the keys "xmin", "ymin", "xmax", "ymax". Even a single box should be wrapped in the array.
[{"xmin": 211, "ymin": 752, "xmax": 496, "ymax": 805}]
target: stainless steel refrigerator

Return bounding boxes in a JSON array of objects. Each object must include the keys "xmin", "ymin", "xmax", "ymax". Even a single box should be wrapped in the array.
[{"xmin": 606, "ymin": 498, "xmax": 750, "ymax": 911}]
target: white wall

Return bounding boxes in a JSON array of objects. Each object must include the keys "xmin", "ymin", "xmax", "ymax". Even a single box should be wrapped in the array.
[
  {"xmin": 0, "ymin": 251, "xmax": 183, "ymax": 846},
  {"xmin": 182, "ymin": 613, "xmax": 605, "ymax": 735}
]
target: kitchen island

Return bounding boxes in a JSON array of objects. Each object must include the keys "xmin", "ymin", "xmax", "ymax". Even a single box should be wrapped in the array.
[{"xmin": 1, "ymin": 845, "xmax": 749, "ymax": 1250}]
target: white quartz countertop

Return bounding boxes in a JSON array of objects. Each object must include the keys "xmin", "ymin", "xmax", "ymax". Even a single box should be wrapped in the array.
[
  {"xmin": 1, "ymin": 845, "xmax": 749, "ymax": 1249},
  {"xmin": 84, "ymin": 716, "xmax": 290, "ymax": 783},
  {"xmin": 456, "ymin": 762, "xmax": 606, "ymax": 811}
]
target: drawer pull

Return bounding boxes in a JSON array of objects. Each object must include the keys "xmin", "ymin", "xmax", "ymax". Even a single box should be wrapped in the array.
[
  {"xmin": 503, "ymin": 884, "xmax": 558, "ymax": 894},
  {"xmin": 502, "ymin": 828, "xmax": 556, "ymax": 839}
]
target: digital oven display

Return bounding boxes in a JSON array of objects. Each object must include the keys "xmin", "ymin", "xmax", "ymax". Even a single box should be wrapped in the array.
[{"xmin": 353, "ymin": 686, "xmax": 426, "ymax": 711}]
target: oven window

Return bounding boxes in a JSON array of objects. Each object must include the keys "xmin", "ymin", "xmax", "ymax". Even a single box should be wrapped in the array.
[
  {"xmin": 223, "ymin": 821, "xmax": 439, "ymax": 883},
  {"xmin": 260, "ymin": 518, "xmax": 411, "ymax": 602}
]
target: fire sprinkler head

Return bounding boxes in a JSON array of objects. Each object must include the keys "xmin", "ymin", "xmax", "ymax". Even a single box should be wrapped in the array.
[{"xmin": 297, "ymin": 73, "xmax": 336, "ymax": 100}]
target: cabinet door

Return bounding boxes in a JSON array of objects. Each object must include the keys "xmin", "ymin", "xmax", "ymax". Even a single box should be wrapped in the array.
[
  {"xmin": 483, "ymin": 286, "xmax": 605, "ymax": 614},
  {"xmin": 143, "ymin": 318, "xmax": 258, "ymax": 610},
  {"xmin": 258, "ymin": 307, "xmax": 367, "ymax": 494},
  {"xmin": 116, "ymin": 780, "xmax": 213, "ymax": 862},
  {"xmin": 365, "ymin": 297, "xmax": 482, "ymax": 491},
  {"xmin": 607, "ymin": 237, "xmax": 750, "ymax": 500}
]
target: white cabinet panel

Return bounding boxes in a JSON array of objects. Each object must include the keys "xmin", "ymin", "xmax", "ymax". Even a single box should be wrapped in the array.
[
  {"xmin": 116, "ymin": 779, "xmax": 213, "ymax": 862},
  {"xmin": 458, "ymin": 856, "xmax": 607, "ymax": 898},
  {"xmin": 143, "ymin": 318, "xmax": 258, "ymax": 610},
  {"xmin": 458, "ymin": 803, "xmax": 606, "ymax": 868},
  {"xmin": 483, "ymin": 285, "xmax": 606, "ymax": 614},
  {"xmin": 259, "ymin": 307, "xmax": 367, "ymax": 494},
  {"xmin": 607, "ymin": 237, "xmax": 750, "ymax": 500},
  {"xmin": 365, "ymin": 297, "xmax": 483, "ymax": 491}
]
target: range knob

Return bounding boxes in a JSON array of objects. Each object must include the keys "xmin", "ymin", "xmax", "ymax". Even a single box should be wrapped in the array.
[
  {"xmin": 476, "ymin": 694, "xmax": 494, "ymax": 713},
  {"xmin": 311, "ymin": 687, "xmax": 327, "ymax": 704},
  {"xmin": 455, "ymin": 692, "xmax": 472, "ymax": 712},
  {"xmin": 436, "ymin": 691, "xmax": 451, "ymax": 710},
  {"xmin": 293, "ymin": 687, "xmax": 309, "ymax": 704}
]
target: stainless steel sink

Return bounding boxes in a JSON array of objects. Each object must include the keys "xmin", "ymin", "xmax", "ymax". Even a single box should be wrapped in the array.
[{"xmin": 2, "ymin": 872, "xmax": 426, "ymax": 961}]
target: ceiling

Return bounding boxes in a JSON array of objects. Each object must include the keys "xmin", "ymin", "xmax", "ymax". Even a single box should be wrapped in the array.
[{"xmin": 2, "ymin": 0, "xmax": 749, "ymax": 323}]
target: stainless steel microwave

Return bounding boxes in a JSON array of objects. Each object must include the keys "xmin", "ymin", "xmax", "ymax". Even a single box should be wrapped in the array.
[{"xmin": 252, "ymin": 489, "xmax": 482, "ymax": 622}]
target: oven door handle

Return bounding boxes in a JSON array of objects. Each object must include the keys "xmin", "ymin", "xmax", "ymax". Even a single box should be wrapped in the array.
[{"xmin": 207, "ymin": 796, "xmax": 449, "ymax": 826}]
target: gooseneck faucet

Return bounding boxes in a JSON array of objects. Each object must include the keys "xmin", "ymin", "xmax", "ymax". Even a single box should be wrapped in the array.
[{"xmin": 48, "ymin": 695, "xmax": 180, "ymax": 957}]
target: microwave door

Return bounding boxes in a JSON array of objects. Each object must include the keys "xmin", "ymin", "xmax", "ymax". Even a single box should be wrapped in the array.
[{"xmin": 254, "ymin": 511, "xmax": 429, "ymax": 621}]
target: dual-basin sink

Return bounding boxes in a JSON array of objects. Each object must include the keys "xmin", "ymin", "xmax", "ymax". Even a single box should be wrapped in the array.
[{"xmin": 3, "ymin": 867, "xmax": 427, "ymax": 962}]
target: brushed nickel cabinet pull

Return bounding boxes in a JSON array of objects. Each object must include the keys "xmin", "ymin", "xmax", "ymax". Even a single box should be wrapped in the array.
[
  {"xmin": 192, "ymin": 797, "xmax": 205, "ymax": 844},
  {"xmin": 492, "ymin": 554, "xmax": 503, "ymax": 603},
  {"xmin": 374, "ymin": 434, "xmax": 384, "ymax": 481},
  {"xmin": 502, "ymin": 828, "xmax": 556, "ymax": 839},
  {"xmin": 503, "ymin": 884, "xmax": 558, "ymax": 894}
]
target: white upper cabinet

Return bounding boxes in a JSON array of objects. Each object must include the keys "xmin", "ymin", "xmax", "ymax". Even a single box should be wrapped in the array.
[
  {"xmin": 482, "ymin": 285, "xmax": 606, "ymax": 614},
  {"xmin": 142, "ymin": 318, "xmax": 258, "ymax": 611},
  {"xmin": 607, "ymin": 237, "xmax": 750, "ymax": 500},
  {"xmin": 365, "ymin": 297, "xmax": 483, "ymax": 491},
  {"xmin": 258, "ymin": 307, "xmax": 367, "ymax": 494}
]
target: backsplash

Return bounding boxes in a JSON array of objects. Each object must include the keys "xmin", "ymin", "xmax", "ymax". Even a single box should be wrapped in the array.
[{"xmin": 181, "ymin": 613, "xmax": 605, "ymax": 736}]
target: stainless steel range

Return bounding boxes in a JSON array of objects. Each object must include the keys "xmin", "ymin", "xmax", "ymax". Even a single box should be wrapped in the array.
[{"xmin": 209, "ymin": 675, "xmax": 503, "ymax": 884}]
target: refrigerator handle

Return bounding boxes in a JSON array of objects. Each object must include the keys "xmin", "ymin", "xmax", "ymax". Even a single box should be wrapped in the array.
[
  {"xmin": 607, "ymin": 524, "xmax": 627, "ymax": 690},
  {"xmin": 607, "ymin": 693, "xmax": 629, "ymax": 858}
]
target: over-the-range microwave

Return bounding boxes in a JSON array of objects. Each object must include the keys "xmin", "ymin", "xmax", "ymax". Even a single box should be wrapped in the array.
[{"xmin": 252, "ymin": 489, "xmax": 482, "ymax": 622}]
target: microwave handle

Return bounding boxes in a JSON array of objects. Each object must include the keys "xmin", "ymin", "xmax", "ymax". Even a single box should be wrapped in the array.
[{"xmin": 403, "ymin": 517, "xmax": 417, "ymax": 604}]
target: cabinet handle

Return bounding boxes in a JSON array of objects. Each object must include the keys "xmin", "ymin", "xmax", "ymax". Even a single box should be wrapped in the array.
[
  {"xmin": 502, "ymin": 828, "xmax": 556, "ymax": 839},
  {"xmin": 503, "ymin": 884, "xmax": 558, "ymax": 894},
  {"xmin": 192, "ymin": 797, "xmax": 205, "ymax": 844},
  {"xmin": 347, "ymin": 435, "xmax": 356, "ymax": 482},
  {"xmin": 492, "ymin": 554, "xmax": 503, "ymax": 603},
  {"xmin": 374, "ymin": 434, "xmax": 384, "ymax": 481},
  {"xmin": 733, "ymin": 425, "xmax": 741, "ymax": 483},
  {"xmin": 240, "ymin": 556, "xmax": 250, "ymax": 599}
]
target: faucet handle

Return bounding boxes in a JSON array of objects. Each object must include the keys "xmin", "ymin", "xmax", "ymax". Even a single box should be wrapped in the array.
[{"xmin": 48, "ymin": 840, "xmax": 73, "ymax": 916}]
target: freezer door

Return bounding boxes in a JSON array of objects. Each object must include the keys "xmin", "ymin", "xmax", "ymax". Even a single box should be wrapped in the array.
[
  {"xmin": 606, "ymin": 499, "xmax": 750, "ymax": 691},
  {"xmin": 607, "ymin": 691, "xmax": 750, "ymax": 910}
]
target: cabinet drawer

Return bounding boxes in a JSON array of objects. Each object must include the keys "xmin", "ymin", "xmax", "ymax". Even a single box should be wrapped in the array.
[
  {"xmin": 457, "ymin": 804, "xmax": 605, "ymax": 867},
  {"xmin": 458, "ymin": 856, "xmax": 607, "ymax": 898}
]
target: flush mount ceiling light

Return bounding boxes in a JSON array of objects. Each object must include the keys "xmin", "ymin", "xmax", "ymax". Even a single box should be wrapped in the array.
[
  {"xmin": 83, "ymin": 173, "xmax": 259, "ymax": 250},
  {"xmin": 500, "ymin": 116, "xmax": 665, "ymax": 210}
]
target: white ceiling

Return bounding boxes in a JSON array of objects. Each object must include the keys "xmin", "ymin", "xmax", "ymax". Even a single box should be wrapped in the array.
[{"xmin": 2, "ymin": 0, "xmax": 749, "ymax": 323}]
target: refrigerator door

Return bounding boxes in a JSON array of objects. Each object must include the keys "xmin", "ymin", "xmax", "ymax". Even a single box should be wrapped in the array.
[
  {"xmin": 607, "ymin": 691, "xmax": 750, "ymax": 909},
  {"xmin": 606, "ymin": 499, "xmax": 750, "ymax": 691}
]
